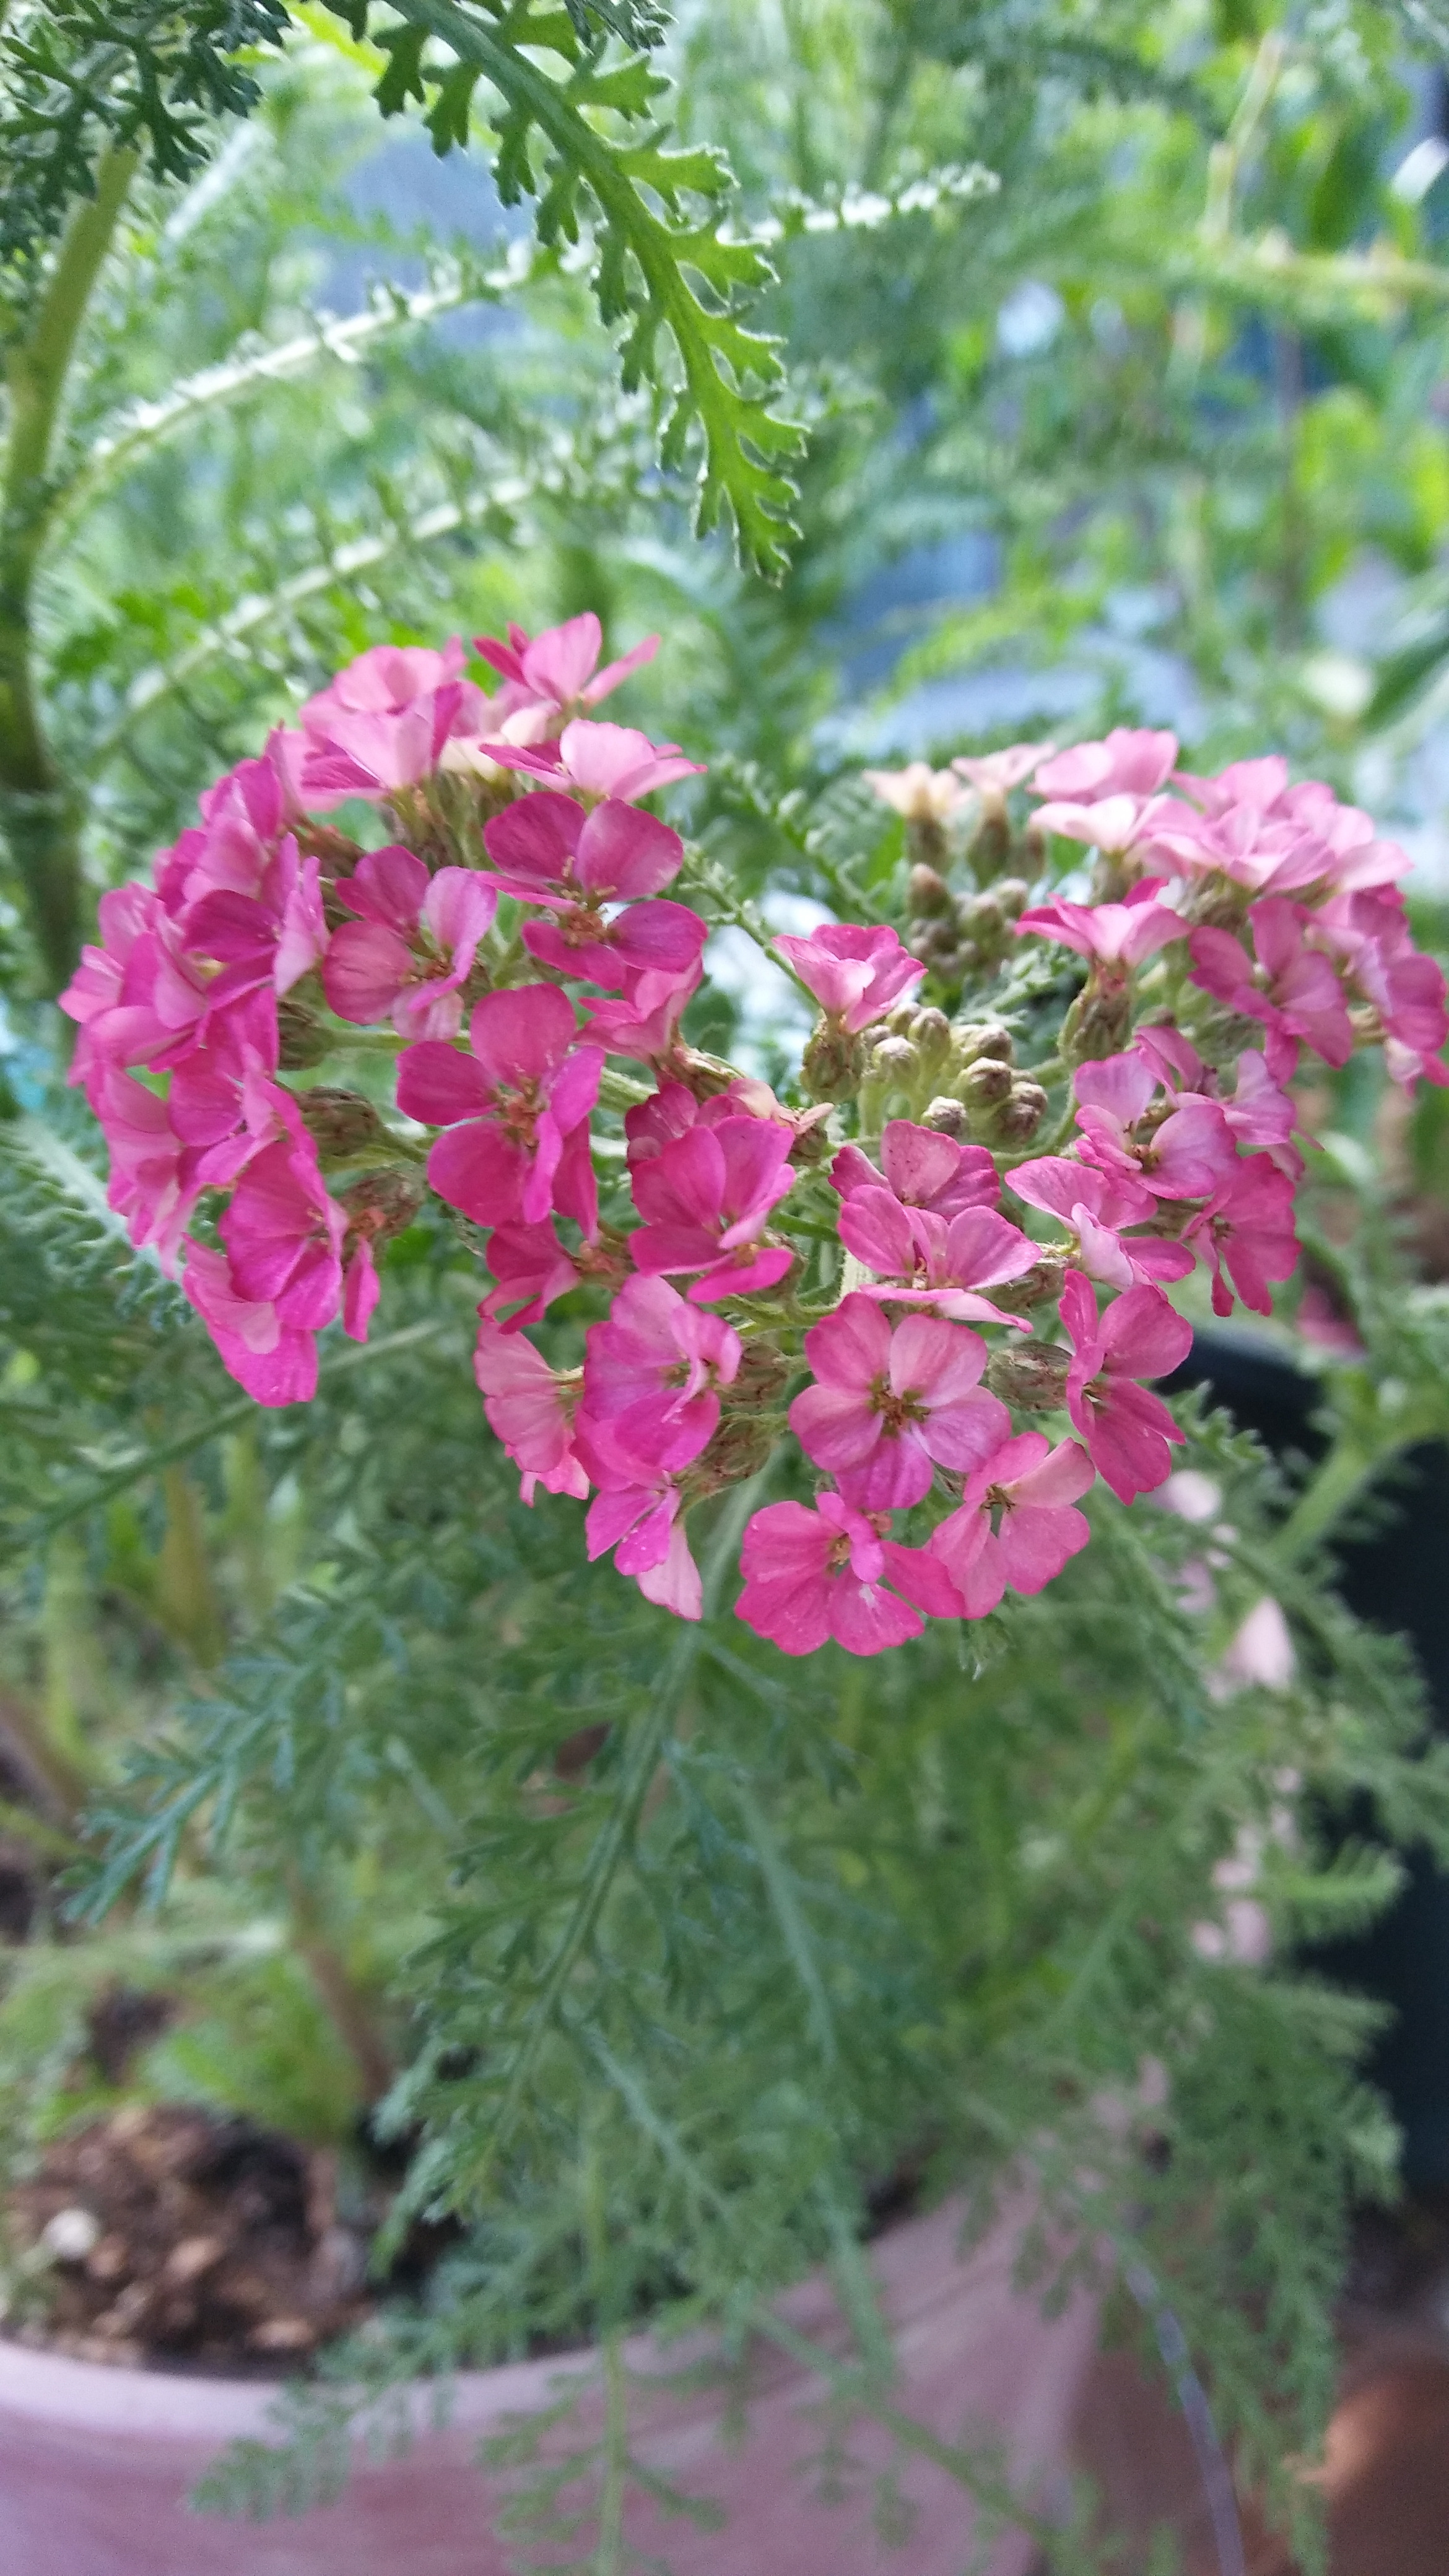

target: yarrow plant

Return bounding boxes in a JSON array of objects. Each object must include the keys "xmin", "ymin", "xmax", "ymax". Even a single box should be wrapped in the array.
[{"xmin": 63, "ymin": 642, "xmax": 1449, "ymax": 1653}]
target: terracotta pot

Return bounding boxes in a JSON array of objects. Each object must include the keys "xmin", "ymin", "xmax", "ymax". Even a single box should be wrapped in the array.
[{"xmin": 0, "ymin": 2195, "xmax": 1097, "ymax": 2575}]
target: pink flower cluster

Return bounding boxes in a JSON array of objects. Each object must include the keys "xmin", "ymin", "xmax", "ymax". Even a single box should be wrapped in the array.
[{"xmin": 66, "ymin": 658, "xmax": 1448, "ymax": 1657}]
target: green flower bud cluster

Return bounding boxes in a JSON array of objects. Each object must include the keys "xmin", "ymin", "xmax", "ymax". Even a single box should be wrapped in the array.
[
  {"xmin": 860, "ymin": 1011, "xmax": 1048, "ymax": 1144},
  {"xmin": 905, "ymin": 872, "xmax": 1031, "ymax": 995}
]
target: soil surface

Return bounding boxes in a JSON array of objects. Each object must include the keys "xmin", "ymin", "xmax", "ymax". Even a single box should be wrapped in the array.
[{"xmin": 7, "ymin": 2102, "xmax": 386, "ymax": 2372}]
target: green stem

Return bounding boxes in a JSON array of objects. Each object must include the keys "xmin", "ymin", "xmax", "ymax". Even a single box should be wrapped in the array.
[
  {"xmin": 1274, "ymin": 1430, "xmax": 1386, "ymax": 1566},
  {"xmin": 1, "ymin": 145, "xmax": 136, "ymax": 994}
]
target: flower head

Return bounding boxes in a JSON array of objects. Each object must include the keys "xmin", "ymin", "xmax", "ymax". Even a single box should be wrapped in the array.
[
  {"xmin": 831, "ymin": 1119, "xmax": 999, "ymax": 1221},
  {"xmin": 735, "ymin": 1494, "xmax": 963, "ymax": 1658},
  {"xmin": 397, "ymin": 985, "xmax": 603, "ymax": 1233},
  {"xmin": 952, "ymin": 742, "xmax": 1055, "ymax": 799},
  {"xmin": 1016, "ymin": 879, "xmax": 1185, "ymax": 971},
  {"xmin": 582, "ymin": 1273, "xmax": 741, "ymax": 1471},
  {"xmin": 837, "ymin": 1189, "xmax": 1038, "ymax": 1324},
  {"xmin": 1032, "ymin": 728, "xmax": 1178, "ymax": 804},
  {"xmin": 324, "ymin": 846, "xmax": 497, "ymax": 1038},
  {"xmin": 629, "ymin": 1115, "xmax": 795, "ymax": 1303},
  {"xmin": 929, "ymin": 1432, "xmax": 1095, "ymax": 1616},
  {"xmin": 1180, "ymin": 1153, "xmax": 1299, "ymax": 1318},
  {"xmin": 297, "ymin": 638, "xmax": 487, "ymax": 807},
  {"xmin": 773, "ymin": 922, "xmax": 925, "ymax": 1033},
  {"xmin": 1006, "ymin": 1154, "xmax": 1194, "ymax": 1289},
  {"xmin": 181, "ymin": 1239, "xmax": 320, "ymax": 1407},
  {"xmin": 1188, "ymin": 900, "xmax": 1353, "ymax": 1082},
  {"xmin": 1060, "ymin": 1271, "xmax": 1191, "ymax": 1503},
  {"xmin": 861, "ymin": 763, "xmax": 967, "ymax": 824},
  {"xmin": 473, "ymin": 1319, "xmax": 588, "ymax": 1503},
  {"xmin": 486, "ymin": 717, "xmax": 703, "ymax": 804},
  {"xmin": 790, "ymin": 1293, "xmax": 1009, "ymax": 1510},
  {"xmin": 474, "ymin": 612, "xmax": 658, "ymax": 728},
  {"xmin": 1073, "ymin": 1052, "xmax": 1237, "ymax": 1202}
]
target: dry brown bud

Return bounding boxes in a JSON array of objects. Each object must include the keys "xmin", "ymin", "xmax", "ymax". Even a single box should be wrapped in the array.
[
  {"xmin": 277, "ymin": 999, "xmax": 331, "ymax": 1069},
  {"xmin": 908, "ymin": 863, "xmax": 952, "ymax": 917},
  {"xmin": 994, "ymin": 1079, "xmax": 1050, "ymax": 1142},
  {"xmin": 921, "ymin": 1096, "xmax": 970, "ymax": 1138},
  {"xmin": 953, "ymin": 1020, "xmax": 1015, "ymax": 1068},
  {"xmin": 803, "ymin": 1022, "xmax": 867, "ymax": 1102},
  {"xmin": 958, "ymin": 1056, "xmax": 1013, "ymax": 1109},
  {"xmin": 298, "ymin": 1087, "xmax": 385, "ymax": 1165},
  {"xmin": 337, "ymin": 1170, "xmax": 425, "ymax": 1245},
  {"xmin": 986, "ymin": 1344, "xmax": 1071, "ymax": 1411}
]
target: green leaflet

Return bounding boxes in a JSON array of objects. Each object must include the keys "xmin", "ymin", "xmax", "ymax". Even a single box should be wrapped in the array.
[{"xmin": 324, "ymin": 0, "xmax": 806, "ymax": 578}]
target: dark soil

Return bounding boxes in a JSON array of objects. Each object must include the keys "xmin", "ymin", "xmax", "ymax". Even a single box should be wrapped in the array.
[{"xmin": 8, "ymin": 2103, "xmax": 386, "ymax": 2372}]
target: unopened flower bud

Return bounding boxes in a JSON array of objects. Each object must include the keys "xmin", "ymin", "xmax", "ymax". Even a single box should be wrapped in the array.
[
  {"xmin": 298, "ymin": 1086, "xmax": 385, "ymax": 1165},
  {"xmin": 921, "ymin": 921, "xmax": 963, "ymax": 964},
  {"xmin": 871, "ymin": 1035, "xmax": 920, "ymax": 1084},
  {"xmin": 967, "ymin": 809, "xmax": 1012, "ymax": 882},
  {"xmin": 922, "ymin": 1095, "xmax": 970, "ymax": 1138},
  {"xmin": 803, "ymin": 1022, "xmax": 867, "ymax": 1102},
  {"xmin": 728, "ymin": 1341, "xmax": 791, "ymax": 1411},
  {"xmin": 1020, "ymin": 820, "xmax": 1046, "ymax": 874},
  {"xmin": 953, "ymin": 1020, "xmax": 1015, "ymax": 1068},
  {"xmin": 1062, "ymin": 983, "xmax": 1131, "ymax": 1064},
  {"xmin": 993, "ymin": 1079, "xmax": 1049, "ymax": 1142},
  {"xmin": 911, "ymin": 1006, "xmax": 952, "ymax": 1069},
  {"xmin": 691, "ymin": 1412, "xmax": 778, "ymax": 1492},
  {"xmin": 986, "ymin": 1343, "xmax": 1071, "ymax": 1411},
  {"xmin": 995, "ymin": 878, "xmax": 1030, "ymax": 920},
  {"xmin": 337, "ymin": 1169, "xmax": 425, "ymax": 1244},
  {"xmin": 786, "ymin": 1106, "xmax": 836, "ymax": 1167},
  {"xmin": 989, "ymin": 1254, "xmax": 1067, "ymax": 1313},
  {"xmin": 958, "ymin": 1056, "xmax": 1013, "ymax": 1110},
  {"xmin": 277, "ymin": 998, "xmax": 330, "ymax": 1069},
  {"xmin": 671, "ymin": 1046, "xmax": 738, "ymax": 1100},
  {"xmin": 294, "ymin": 824, "xmax": 365, "ymax": 875},
  {"xmin": 886, "ymin": 1001, "xmax": 919, "ymax": 1037},
  {"xmin": 908, "ymin": 863, "xmax": 952, "ymax": 917}
]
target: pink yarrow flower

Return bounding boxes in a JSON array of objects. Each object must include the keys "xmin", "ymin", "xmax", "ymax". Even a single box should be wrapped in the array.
[
  {"xmin": 830, "ymin": 1119, "xmax": 998, "ymax": 1221},
  {"xmin": 790, "ymin": 1293, "xmax": 1010, "ymax": 1510},
  {"xmin": 154, "ymin": 751, "xmax": 293, "ymax": 921},
  {"xmin": 573, "ymin": 1414, "xmax": 703, "ymax": 1621},
  {"xmin": 735, "ymin": 1494, "xmax": 964, "ymax": 1659},
  {"xmin": 482, "ymin": 792, "xmax": 704, "ymax": 988},
  {"xmin": 837, "ymin": 1190, "xmax": 1038, "ymax": 1325},
  {"xmin": 297, "ymin": 638, "xmax": 489, "ymax": 808},
  {"xmin": 860, "ymin": 763, "xmax": 967, "ymax": 824},
  {"xmin": 323, "ymin": 845, "xmax": 497, "ymax": 1039},
  {"xmin": 626, "ymin": 1079, "xmax": 830, "ymax": 1172},
  {"xmin": 487, "ymin": 717, "xmax": 703, "ymax": 804},
  {"xmin": 182, "ymin": 1239, "xmax": 320, "ymax": 1408},
  {"xmin": 1316, "ymin": 888, "xmax": 1449, "ymax": 1091},
  {"xmin": 629, "ymin": 1114, "xmax": 796, "ymax": 1303},
  {"xmin": 582, "ymin": 1274, "xmax": 741, "ymax": 1471},
  {"xmin": 1006, "ymin": 1154, "xmax": 1193, "ymax": 1289},
  {"xmin": 1060, "ymin": 1271, "xmax": 1191, "ymax": 1503},
  {"xmin": 473, "ymin": 1319, "xmax": 589, "ymax": 1503},
  {"xmin": 1188, "ymin": 899, "xmax": 1354, "ymax": 1081},
  {"xmin": 218, "ymin": 1134, "xmax": 376, "ymax": 1341},
  {"xmin": 1073, "ymin": 1052, "xmax": 1237, "ymax": 1202},
  {"xmin": 952, "ymin": 742, "xmax": 1055, "ymax": 801},
  {"xmin": 1016, "ymin": 878, "xmax": 1186, "ymax": 974},
  {"xmin": 1030, "ymin": 793, "xmax": 1181, "ymax": 861},
  {"xmin": 773, "ymin": 922, "xmax": 925, "ymax": 1032},
  {"xmin": 1032, "ymin": 728, "xmax": 1178, "ymax": 803},
  {"xmin": 59, "ymin": 884, "xmax": 209, "ymax": 1081},
  {"xmin": 397, "ymin": 985, "xmax": 603, "ymax": 1234},
  {"xmin": 929, "ymin": 1433, "xmax": 1095, "ymax": 1617},
  {"xmin": 474, "ymin": 612, "xmax": 658, "ymax": 728},
  {"xmin": 1180, "ymin": 1154, "xmax": 1299, "ymax": 1318},
  {"xmin": 479, "ymin": 1218, "xmax": 626, "ymax": 1331},
  {"xmin": 181, "ymin": 835, "xmax": 327, "ymax": 1008}
]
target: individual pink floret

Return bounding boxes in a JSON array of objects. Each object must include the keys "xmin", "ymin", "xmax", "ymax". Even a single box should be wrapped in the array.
[
  {"xmin": 734, "ymin": 1494, "xmax": 964, "ymax": 1659},
  {"xmin": 181, "ymin": 1240, "xmax": 320, "ymax": 1408},
  {"xmin": 482, "ymin": 794, "xmax": 702, "ymax": 989},
  {"xmin": 928, "ymin": 1432, "xmax": 1095, "ymax": 1617},
  {"xmin": 1060, "ymin": 1271, "xmax": 1191, "ymax": 1504},
  {"xmin": 582, "ymin": 1274, "xmax": 741, "ymax": 1473},
  {"xmin": 487, "ymin": 717, "xmax": 704, "ymax": 804},
  {"xmin": 1317, "ymin": 887, "xmax": 1449, "ymax": 1091},
  {"xmin": 154, "ymin": 753, "xmax": 293, "ymax": 921},
  {"xmin": 831, "ymin": 1119, "xmax": 999, "ymax": 1221},
  {"xmin": 59, "ymin": 884, "xmax": 211, "ymax": 1081},
  {"xmin": 1016, "ymin": 878, "xmax": 1186, "ymax": 972},
  {"xmin": 183, "ymin": 836, "xmax": 327, "ymax": 1008},
  {"xmin": 218, "ymin": 1136, "xmax": 354, "ymax": 1336},
  {"xmin": 479, "ymin": 1218, "xmax": 617, "ymax": 1332},
  {"xmin": 1188, "ymin": 899, "xmax": 1354, "ymax": 1082},
  {"xmin": 773, "ymin": 922, "xmax": 925, "ymax": 1033},
  {"xmin": 472, "ymin": 1318, "xmax": 588, "ymax": 1503},
  {"xmin": 790, "ymin": 1293, "xmax": 1009, "ymax": 1511},
  {"xmin": 837, "ymin": 1190, "xmax": 1038, "ymax": 1325},
  {"xmin": 86, "ymin": 1066, "xmax": 196, "ymax": 1276},
  {"xmin": 1073, "ymin": 1051, "xmax": 1238, "ymax": 1203},
  {"xmin": 952, "ymin": 742, "xmax": 1056, "ymax": 799},
  {"xmin": 1031, "ymin": 793, "xmax": 1181, "ymax": 860},
  {"xmin": 298, "ymin": 639, "xmax": 489, "ymax": 808},
  {"xmin": 1181, "ymin": 1154, "xmax": 1299, "ymax": 1318},
  {"xmin": 397, "ymin": 985, "xmax": 603, "ymax": 1234},
  {"xmin": 1006, "ymin": 1154, "xmax": 1193, "ymax": 1289},
  {"xmin": 474, "ymin": 612, "xmax": 658, "ymax": 726},
  {"xmin": 579, "ymin": 955, "xmax": 703, "ymax": 1063},
  {"xmin": 626, "ymin": 1079, "xmax": 829, "ymax": 1175},
  {"xmin": 574, "ymin": 1414, "xmax": 703, "ymax": 1621},
  {"xmin": 1032, "ymin": 728, "xmax": 1178, "ymax": 803},
  {"xmin": 323, "ymin": 845, "xmax": 497, "ymax": 1040},
  {"xmin": 629, "ymin": 1115, "xmax": 796, "ymax": 1304}
]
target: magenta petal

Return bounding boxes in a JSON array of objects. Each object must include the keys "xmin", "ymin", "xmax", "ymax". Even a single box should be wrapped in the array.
[
  {"xmin": 838, "ymin": 1185, "xmax": 915, "ymax": 1278},
  {"xmin": 396, "ymin": 1042, "xmax": 494, "ymax": 1126},
  {"xmin": 1008, "ymin": 1157, "xmax": 1103, "ymax": 1224},
  {"xmin": 998, "ymin": 1503, "xmax": 1090, "ymax": 1595},
  {"xmin": 828, "ymin": 1578, "xmax": 922, "ymax": 1656},
  {"xmin": 336, "ymin": 843, "xmax": 428, "ymax": 932},
  {"xmin": 547, "ymin": 1045, "xmax": 604, "ymax": 1136},
  {"xmin": 424, "ymin": 865, "xmax": 497, "ymax": 957},
  {"xmin": 879, "ymin": 1539, "xmax": 965, "ymax": 1620},
  {"xmin": 575, "ymin": 800, "xmax": 685, "ymax": 899},
  {"xmin": 323, "ymin": 920, "xmax": 411, "ymax": 1024},
  {"xmin": 685, "ymin": 1244, "xmax": 791, "ymax": 1303},
  {"xmin": 469, "ymin": 983, "xmax": 577, "ymax": 1087},
  {"xmin": 803, "ymin": 1291, "xmax": 891, "ymax": 1391},
  {"xmin": 610, "ymin": 899, "xmax": 707, "ymax": 977},
  {"xmin": 789, "ymin": 1380, "xmax": 881, "ymax": 1471},
  {"xmin": 427, "ymin": 1120, "xmax": 526, "ymax": 1225},
  {"xmin": 919, "ymin": 1388, "xmax": 1012, "ymax": 1474},
  {"xmin": 880, "ymin": 1121, "xmax": 965, "ymax": 1206},
  {"xmin": 888, "ymin": 1313, "xmax": 986, "ymax": 1404},
  {"xmin": 835, "ymin": 1427, "xmax": 935, "ymax": 1510},
  {"xmin": 482, "ymin": 791, "xmax": 586, "ymax": 887}
]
